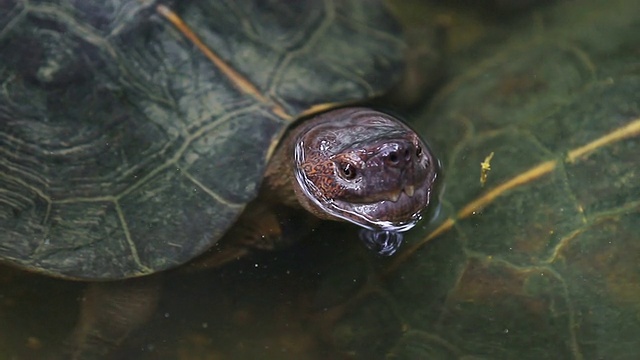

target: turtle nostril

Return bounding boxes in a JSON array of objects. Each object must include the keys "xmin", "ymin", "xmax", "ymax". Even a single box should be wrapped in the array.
[
  {"xmin": 383, "ymin": 142, "xmax": 415, "ymax": 167},
  {"xmin": 388, "ymin": 152, "xmax": 399, "ymax": 164}
]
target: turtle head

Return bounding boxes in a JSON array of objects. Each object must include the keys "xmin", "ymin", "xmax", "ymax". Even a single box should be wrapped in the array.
[{"xmin": 291, "ymin": 108, "xmax": 439, "ymax": 253}]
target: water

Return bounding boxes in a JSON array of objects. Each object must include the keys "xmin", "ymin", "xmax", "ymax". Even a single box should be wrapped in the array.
[
  {"xmin": 1, "ymin": 223, "xmax": 367, "ymax": 359},
  {"xmin": 1, "ymin": 0, "xmax": 639, "ymax": 359}
]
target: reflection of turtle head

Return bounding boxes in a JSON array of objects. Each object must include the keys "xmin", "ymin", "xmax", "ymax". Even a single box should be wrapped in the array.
[{"xmin": 291, "ymin": 107, "xmax": 440, "ymax": 233}]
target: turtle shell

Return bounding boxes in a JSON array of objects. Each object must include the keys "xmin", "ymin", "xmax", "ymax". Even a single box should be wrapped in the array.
[
  {"xmin": 313, "ymin": 0, "xmax": 640, "ymax": 358},
  {"xmin": 0, "ymin": 0, "xmax": 405, "ymax": 280}
]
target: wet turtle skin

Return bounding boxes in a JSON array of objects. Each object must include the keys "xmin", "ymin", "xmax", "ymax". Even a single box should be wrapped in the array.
[
  {"xmin": 313, "ymin": 0, "xmax": 640, "ymax": 358},
  {"xmin": 0, "ymin": 0, "xmax": 405, "ymax": 280}
]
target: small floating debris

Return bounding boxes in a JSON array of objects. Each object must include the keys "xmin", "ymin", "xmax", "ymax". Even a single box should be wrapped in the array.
[{"xmin": 480, "ymin": 151, "xmax": 495, "ymax": 187}]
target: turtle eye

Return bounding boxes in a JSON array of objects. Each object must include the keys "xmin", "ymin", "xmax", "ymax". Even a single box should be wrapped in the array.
[{"xmin": 338, "ymin": 162, "xmax": 357, "ymax": 180}]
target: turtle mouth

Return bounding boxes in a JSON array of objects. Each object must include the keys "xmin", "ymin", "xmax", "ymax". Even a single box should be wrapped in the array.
[
  {"xmin": 330, "ymin": 181, "xmax": 431, "ymax": 232},
  {"xmin": 384, "ymin": 184, "xmax": 416, "ymax": 202}
]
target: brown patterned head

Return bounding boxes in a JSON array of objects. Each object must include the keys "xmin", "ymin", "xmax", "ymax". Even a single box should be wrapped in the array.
[{"xmin": 291, "ymin": 107, "xmax": 440, "ymax": 234}]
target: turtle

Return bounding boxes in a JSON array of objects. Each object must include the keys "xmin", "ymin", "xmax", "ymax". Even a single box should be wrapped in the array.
[
  {"xmin": 0, "ymin": 0, "xmax": 441, "ymax": 358},
  {"xmin": 299, "ymin": 0, "xmax": 640, "ymax": 358}
]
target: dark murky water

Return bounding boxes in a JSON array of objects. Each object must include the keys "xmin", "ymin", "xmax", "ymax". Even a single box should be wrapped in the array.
[{"xmin": 2, "ymin": 0, "xmax": 639, "ymax": 359}]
